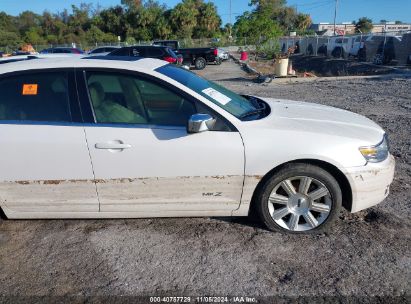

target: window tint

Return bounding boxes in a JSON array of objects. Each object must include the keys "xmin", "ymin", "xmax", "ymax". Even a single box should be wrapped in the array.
[
  {"xmin": 53, "ymin": 48, "xmax": 71, "ymax": 53},
  {"xmin": 148, "ymin": 47, "xmax": 164, "ymax": 57},
  {"xmin": 0, "ymin": 72, "xmax": 72, "ymax": 122},
  {"xmin": 110, "ymin": 48, "xmax": 130, "ymax": 56},
  {"xmin": 86, "ymin": 72, "xmax": 196, "ymax": 126},
  {"xmin": 130, "ymin": 47, "xmax": 144, "ymax": 56}
]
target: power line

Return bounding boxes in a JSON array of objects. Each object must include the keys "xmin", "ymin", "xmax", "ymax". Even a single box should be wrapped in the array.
[
  {"xmin": 292, "ymin": 0, "xmax": 334, "ymax": 7},
  {"xmin": 333, "ymin": 0, "xmax": 339, "ymax": 35},
  {"xmin": 298, "ymin": 1, "xmax": 334, "ymax": 12}
]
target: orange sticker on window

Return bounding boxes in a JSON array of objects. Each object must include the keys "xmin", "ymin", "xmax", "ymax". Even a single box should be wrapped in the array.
[{"xmin": 22, "ymin": 84, "xmax": 38, "ymax": 95}]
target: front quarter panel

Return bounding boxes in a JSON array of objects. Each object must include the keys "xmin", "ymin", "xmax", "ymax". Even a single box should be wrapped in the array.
[{"xmin": 233, "ymin": 126, "xmax": 368, "ymax": 216}]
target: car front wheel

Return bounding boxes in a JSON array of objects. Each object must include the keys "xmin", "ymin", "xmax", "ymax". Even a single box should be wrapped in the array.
[{"xmin": 255, "ymin": 163, "xmax": 342, "ymax": 233}]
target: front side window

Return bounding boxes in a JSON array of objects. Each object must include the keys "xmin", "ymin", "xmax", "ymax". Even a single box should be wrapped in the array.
[
  {"xmin": 86, "ymin": 72, "xmax": 196, "ymax": 126},
  {"xmin": 0, "ymin": 72, "xmax": 72, "ymax": 122}
]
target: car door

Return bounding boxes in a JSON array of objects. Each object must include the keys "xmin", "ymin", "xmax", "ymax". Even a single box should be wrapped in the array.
[
  {"xmin": 0, "ymin": 70, "xmax": 99, "ymax": 215},
  {"xmin": 79, "ymin": 69, "xmax": 244, "ymax": 215}
]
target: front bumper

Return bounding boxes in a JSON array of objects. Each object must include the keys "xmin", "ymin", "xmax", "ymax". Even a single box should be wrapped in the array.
[{"xmin": 343, "ymin": 154, "xmax": 395, "ymax": 213}]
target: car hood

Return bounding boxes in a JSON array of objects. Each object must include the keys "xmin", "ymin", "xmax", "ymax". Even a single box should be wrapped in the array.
[{"xmin": 249, "ymin": 97, "xmax": 385, "ymax": 145}]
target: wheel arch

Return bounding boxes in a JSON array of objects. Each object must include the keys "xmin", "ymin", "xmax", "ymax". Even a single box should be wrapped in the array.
[
  {"xmin": 248, "ymin": 159, "xmax": 353, "ymax": 216},
  {"xmin": 0, "ymin": 206, "xmax": 7, "ymax": 219}
]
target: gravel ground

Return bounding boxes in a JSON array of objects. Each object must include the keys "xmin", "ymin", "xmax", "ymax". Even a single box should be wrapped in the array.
[{"xmin": 1, "ymin": 61, "xmax": 410, "ymax": 303}]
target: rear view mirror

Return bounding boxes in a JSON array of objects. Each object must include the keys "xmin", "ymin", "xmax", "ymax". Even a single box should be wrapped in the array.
[{"xmin": 187, "ymin": 114, "xmax": 216, "ymax": 133}]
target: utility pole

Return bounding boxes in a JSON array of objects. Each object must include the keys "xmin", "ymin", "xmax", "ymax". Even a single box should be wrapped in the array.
[
  {"xmin": 229, "ymin": 0, "xmax": 232, "ymax": 38},
  {"xmin": 333, "ymin": 0, "xmax": 339, "ymax": 35}
]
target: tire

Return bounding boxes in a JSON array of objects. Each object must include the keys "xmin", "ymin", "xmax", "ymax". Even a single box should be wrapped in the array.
[
  {"xmin": 215, "ymin": 57, "xmax": 222, "ymax": 65},
  {"xmin": 358, "ymin": 47, "xmax": 366, "ymax": 62},
  {"xmin": 332, "ymin": 47, "xmax": 344, "ymax": 58},
  {"xmin": 0, "ymin": 207, "xmax": 7, "ymax": 221},
  {"xmin": 194, "ymin": 57, "xmax": 206, "ymax": 70},
  {"xmin": 255, "ymin": 163, "xmax": 342, "ymax": 234}
]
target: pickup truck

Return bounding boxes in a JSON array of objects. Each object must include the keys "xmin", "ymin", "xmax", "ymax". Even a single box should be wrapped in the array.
[{"xmin": 153, "ymin": 40, "xmax": 218, "ymax": 70}]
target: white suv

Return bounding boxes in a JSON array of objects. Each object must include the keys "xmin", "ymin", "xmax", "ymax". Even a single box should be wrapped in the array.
[
  {"xmin": 328, "ymin": 36, "xmax": 355, "ymax": 58},
  {"xmin": 0, "ymin": 57, "xmax": 395, "ymax": 233}
]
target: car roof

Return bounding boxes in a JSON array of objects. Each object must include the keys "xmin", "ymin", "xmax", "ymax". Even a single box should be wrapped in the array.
[
  {"xmin": 0, "ymin": 56, "xmax": 168, "ymax": 75},
  {"xmin": 92, "ymin": 46, "xmax": 121, "ymax": 49},
  {"xmin": 126, "ymin": 45, "xmax": 167, "ymax": 48}
]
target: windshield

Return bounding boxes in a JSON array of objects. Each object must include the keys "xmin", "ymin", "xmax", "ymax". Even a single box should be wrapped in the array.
[{"xmin": 156, "ymin": 64, "xmax": 257, "ymax": 118}]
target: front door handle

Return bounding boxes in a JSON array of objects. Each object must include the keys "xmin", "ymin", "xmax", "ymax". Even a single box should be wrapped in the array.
[{"xmin": 95, "ymin": 142, "xmax": 132, "ymax": 150}]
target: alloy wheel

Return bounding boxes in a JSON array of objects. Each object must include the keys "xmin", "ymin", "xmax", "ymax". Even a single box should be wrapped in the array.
[{"xmin": 267, "ymin": 176, "xmax": 332, "ymax": 232}]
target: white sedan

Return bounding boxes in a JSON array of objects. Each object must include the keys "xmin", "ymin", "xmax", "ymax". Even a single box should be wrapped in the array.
[{"xmin": 0, "ymin": 57, "xmax": 395, "ymax": 233}]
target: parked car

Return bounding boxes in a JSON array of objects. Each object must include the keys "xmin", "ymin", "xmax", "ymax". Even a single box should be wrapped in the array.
[
  {"xmin": 217, "ymin": 48, "xmax": 230, "ymax": 61},
  {"xmin": 0, "ymin": 53, "xmax": 84, "ymax": 65},
  {"xmin": 153, "ymin": 40, "xmax": 218, "ymax": 70},
  {"xmin": 109, "ymin": 45, "xmax": 181, "ymax": 64},
  {"xmin": 365, "ymin": 35, "xmax": 402, "ymax": 64},
  {"xmin": 349, "ymin": 35, "xmax": 370, "ymax": 57},
  {"xmin": 327, "ymin": 36, "xmax": 354, "ymax": 58},
  {"xmin": 0, "ymin": 57, "xmax": 395, "ymax": 234},
  {"xmin": 87, "ymin": 46, "xmax": 121, "ymax": 56},
  {"xmin": 40, "ymin": 47, "xmax": 84, "ymax": 54}
]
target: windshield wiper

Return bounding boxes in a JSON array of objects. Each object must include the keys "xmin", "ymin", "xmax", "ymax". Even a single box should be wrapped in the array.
[
  {"xmin": 239, "ymin": 108, "xmax": 265, "ymax": 119},
  {"xmin": 240, "ymin": 97, "xmax": 267, "ymax": 119}
]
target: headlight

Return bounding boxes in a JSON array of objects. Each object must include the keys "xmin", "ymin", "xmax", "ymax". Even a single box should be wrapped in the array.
[{"xmin": 359, "ymin": 134, "xmax": 389, "ymax": 163}]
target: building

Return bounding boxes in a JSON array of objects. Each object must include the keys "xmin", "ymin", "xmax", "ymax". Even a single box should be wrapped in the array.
[{"xmin": 310, "ymin": 22, "xmax": 411, "ymax": 36}]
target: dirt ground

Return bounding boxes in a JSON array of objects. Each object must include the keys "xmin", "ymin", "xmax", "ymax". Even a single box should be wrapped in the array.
[
  {"xmin": 1, "ymin": 60, "xmax": 410, "ymax": 303},
  {"xmin": 244, "ymin": 54, "xmax": 411, "ymax": 77},
  {"xmin": 290, "ymin": 54, "xmax": 411, "ymax": 77}
]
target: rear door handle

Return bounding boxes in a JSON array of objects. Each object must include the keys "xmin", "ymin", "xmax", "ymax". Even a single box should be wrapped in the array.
[{"xmin": 95, "ymin": 142, "xmax": 132, "ymax": 150}]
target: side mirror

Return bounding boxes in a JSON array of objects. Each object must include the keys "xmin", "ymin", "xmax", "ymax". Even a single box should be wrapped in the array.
[{"xmin": 187, "ymin": 114, "xmax": 216, "ymax": 133}]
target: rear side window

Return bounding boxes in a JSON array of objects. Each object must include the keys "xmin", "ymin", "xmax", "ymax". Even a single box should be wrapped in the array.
[
  {"xmin": 54, "ymin": 49, "xmax": 71, "ymax": 53},
  {"xmin": 110, "ymin": 48, "xmax": 130, "ymax": 56},
  {"xmin": 148, "ymin": 47, "xmax": 164, "ymax": 57},
  {"xmin": 0, "ymin": 72, "xmax": 72, "ymax": 122},
  {"xmin": 130, "ymin": 47, "xmax": 145, "ymax": 57}
]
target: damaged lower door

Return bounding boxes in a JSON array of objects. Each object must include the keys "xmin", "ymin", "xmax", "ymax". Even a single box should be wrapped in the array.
[
  {"xmin": 0, "ymin": 124, "xmax": 99, "ymax": 215},
  {"xmin": 84, "ymin": 126, "xmax": 244, "ymax": 215}
]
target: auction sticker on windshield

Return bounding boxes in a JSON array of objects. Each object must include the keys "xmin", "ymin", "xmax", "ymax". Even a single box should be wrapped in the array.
[{"xmin": 202, "ymin": 88, "xmax": 231, "ymax": 105}]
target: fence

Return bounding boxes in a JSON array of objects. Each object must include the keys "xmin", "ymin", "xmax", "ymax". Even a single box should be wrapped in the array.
[
  {"xmin": 278, "ymin": 31, "xmax": 411, "ymax": 65},
  {"xmin": 1, "ymin": 31, "xmax": 410, "ymax": 65}
]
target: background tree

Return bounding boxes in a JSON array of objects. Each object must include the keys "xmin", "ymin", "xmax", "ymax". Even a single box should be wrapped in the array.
[
  {"xmin": 96, "ymin": 6, "xmax": 128, "ymax": 39},
  {"xmin": 169, "ymin": 0, "xmax": 199, "ymax": 39},
  {"xmin": 234, "ymin": 0, "xmax": 312, "ymax": 40},
  {"xmin": 0, "ymin": 0, "xmax": 316, "ymax": 51},
  {"xmin": 193, "ymin": 2, "xmax": 221, "ymax": 38},
  {"xmin": 121, "ymin": 0, "xmax": 142, "ymax": 10},
  {"xmin": 294, "ymin": 13, "xmax": 312, "ymax": 34},
  {"xmin": 355, "ymin": 17, "xmax": 373, "ymax": 33}
]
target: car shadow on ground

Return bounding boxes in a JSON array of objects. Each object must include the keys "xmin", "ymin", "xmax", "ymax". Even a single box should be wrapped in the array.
[
  {"xmin": 212, "ymin": 216, "xmax": 269, "ymax": 231},
  {"xmin": 217, "ymin": 77, "xmax": 252, "ymax": 83}
]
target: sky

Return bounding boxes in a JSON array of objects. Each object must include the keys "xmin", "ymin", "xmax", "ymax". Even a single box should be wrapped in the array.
[{"xmin": 1, "ymin": 0, "xmax": 410, "ymax": 25}]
